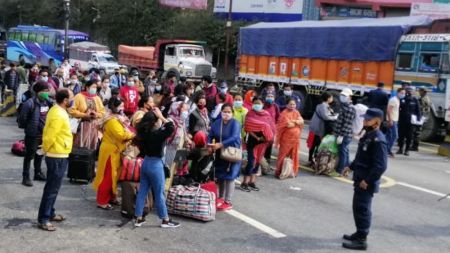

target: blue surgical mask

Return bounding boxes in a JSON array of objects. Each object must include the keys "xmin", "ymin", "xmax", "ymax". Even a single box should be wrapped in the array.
[
  {"xmin": 89, "ymin": 88, "xmax": 97, "ymax": 95},
  {"xmin": 181, "ymin": 111, "xmax": 189, "ymax": 120},
  {"xmin": 41, "ymin": 76, "xmax": 48, "ymax": 82},
  {"xmin": 253, "ymin": 104, "xmax": 263, "ymax": 112},
  {"xmin": 220, "ymin": 88, "xmax": 228, "ymax": 94},
  {"xmin": 398, "ymin": 94, "xmax": 405, "ymax": 99},
  {"xmin": 284, "ymin": 90, "xmax": 292, "ymax": 96},
  {"xmin": 233, "ymin": 101, "xmax": 243, "ymax": 108},
  {"xmin": 265, "ymin": 98, "xmax": 274, "ymax": 104},
  {"xmin": 339, "ymin": 95, "xmax": 349, "ymax": 104},
  {"xmin": 155, "ymin": 85, "xmax": 162, "ymax": 91}
]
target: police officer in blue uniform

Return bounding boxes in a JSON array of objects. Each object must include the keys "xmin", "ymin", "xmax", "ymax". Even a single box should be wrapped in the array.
[{"xmin": 342, "ymin": 108, "xmax": 388, "ymax": 251}]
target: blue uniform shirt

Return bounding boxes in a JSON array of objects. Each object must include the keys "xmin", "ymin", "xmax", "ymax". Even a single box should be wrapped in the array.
[{"xmin": 350, "ymin": 129, "xmax": 388, "ymax": 194}]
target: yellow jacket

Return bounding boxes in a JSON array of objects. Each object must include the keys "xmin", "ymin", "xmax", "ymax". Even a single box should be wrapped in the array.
[
  {"xmin": 69, "ymin": 93, "xmax": 106, "ymax": 119},
  {"xmin": 43, "ymin": 105, "xmax": 73, "ymax": 158}
]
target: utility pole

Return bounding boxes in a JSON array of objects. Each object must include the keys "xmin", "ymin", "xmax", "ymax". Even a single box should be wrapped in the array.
[
  {"xmin": 223, "ymin": 0, "xmax": 233, "ymax": 80},
  {"xmin": 63, "ymin": 0, "xmax": 71, "ymax": 59}
]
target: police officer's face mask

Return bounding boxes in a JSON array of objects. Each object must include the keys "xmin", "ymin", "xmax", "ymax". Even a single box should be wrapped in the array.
[{"xmin": 363, "ymin": 120, "xmax": 379, "ymax": 132}]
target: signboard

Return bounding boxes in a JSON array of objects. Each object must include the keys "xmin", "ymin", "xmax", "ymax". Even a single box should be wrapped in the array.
[
  {"xmin": 213, "ymin": 0, "xmax": 303, "ymax": 22},
  {"xmin": 403, "ymin": 34, "xmax": 450, "ymax": 42},
  {"xmin": 411, "ymin": 3, "xmax": 450, "ymax": 19},
  {"xmin": 159, "ymin": 0, "xmax": 207, "ymax": 10},
  {"xmin": 321, "ymin": 6, "xmax": 377, "ymax": 18}
]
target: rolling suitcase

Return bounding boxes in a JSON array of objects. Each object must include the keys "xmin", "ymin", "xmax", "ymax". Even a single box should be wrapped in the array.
[
  {"xmin": 120, "ymin": 181, "xmax": 153, "ymax": 219},
  {"xmin": 67, "ymin": 147, "xmax": 96, "ymax": 183}
]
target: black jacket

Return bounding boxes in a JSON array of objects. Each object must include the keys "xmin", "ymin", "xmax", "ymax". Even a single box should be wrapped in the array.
[
  {"xmin": 4, "ymin": 69, "xmax": 20, "ymax": 91},
  {"xmin": 18, "ymin": 97, "xmax": 52, "ymax": 137}
]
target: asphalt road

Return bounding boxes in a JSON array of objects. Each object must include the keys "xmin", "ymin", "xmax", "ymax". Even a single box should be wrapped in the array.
[{"xmin": 0, "ymin": 117, "xmax": 449, "ymax": 253}]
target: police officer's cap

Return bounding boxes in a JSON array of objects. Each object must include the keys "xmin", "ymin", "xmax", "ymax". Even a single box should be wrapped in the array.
[{"xmin": 362, "ymin": 108, "xmax": 384, "ymax": 120}]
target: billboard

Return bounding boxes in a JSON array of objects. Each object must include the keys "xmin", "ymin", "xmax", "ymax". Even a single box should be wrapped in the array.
[
  {"xmin": 411, "ymin": 3, "xmax": 450, "ymax": 19},
  {"xmin": 159, "ymin": 0, "xmax": 207, "ymax": 10},
  {"xmin": 213, "ymin": 0, "xmax": 303, "ymax": 22}
]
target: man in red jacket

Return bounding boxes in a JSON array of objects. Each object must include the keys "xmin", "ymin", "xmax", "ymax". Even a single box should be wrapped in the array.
[
  {"xmin": 120, "ymin": 75, "xmax": 140, "ymax": 117},
  {"xmin": 215, "ymin": 82, "xmax": 233, "ymax": 105}
]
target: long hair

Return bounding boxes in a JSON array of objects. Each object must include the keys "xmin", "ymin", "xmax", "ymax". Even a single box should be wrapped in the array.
[{"xmin": 134, "ymin": 111, "xmax": 158, "ymax": 148}]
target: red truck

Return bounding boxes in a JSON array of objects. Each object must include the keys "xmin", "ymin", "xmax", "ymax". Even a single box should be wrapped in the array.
[{"xmin": 118, "ymin": 39, "xmax": 216, "ymax": 81}]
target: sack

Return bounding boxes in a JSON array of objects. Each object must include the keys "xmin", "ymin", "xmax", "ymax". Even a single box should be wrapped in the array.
[
  {"xmin": 318, "ymin": 135, "xmax": 339, "ymax": 155},
  {"xmin": 411, "ymin": 115, "xmax": 426, "ymax": 126},
  {"xmin": 219, "ymin": 120, "xmax": 242, "ymax": 163},
  {"xmin": 166, "ymin": 185, "xmax": 216, "ymax": 221},
  {"xmin": 314, "ymin": 150, "xmax": 338, "ymax": 175},
  {"xmin": 279, "ymin": 157, "xmax": 295, "ymax": 180},
  {"xmin": 70, "ymin": 118, "xmax": 81, "ymax": 134},
  {"xmin": 120, "ymin": 181, "xmax": 153, "ymax": 219},
  {"xmin": 220, "ymin": 146, "xmax": 242, "ymax": 163},
  {"xmin": 260, "ymin": 157, "xmax": 272, "ymax": 175},
  {"xmin": 68, "ymin": 147, "xmax": 96, "ymax": 183},
  {"xmin": 119, "ymin": 157, "xmax": 143, "ymax": 182},
  {"xmin": 11, "ymin": 140, "xmax": 26, "ymax": 157}
]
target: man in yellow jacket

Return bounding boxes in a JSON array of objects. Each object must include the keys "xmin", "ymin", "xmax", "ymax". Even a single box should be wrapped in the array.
[{"xmin": 37, "ymin": 89, "xmax": 74, "ymax": 232}]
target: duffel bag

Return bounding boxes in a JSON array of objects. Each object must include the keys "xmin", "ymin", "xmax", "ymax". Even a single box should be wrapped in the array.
[
  {"xmin": 166, "ymin": 184, "xmax": 216, "ymax": 222},
  {"xmin": 314, "ymin": 150, "xmax": 338, "ymax": 175}
]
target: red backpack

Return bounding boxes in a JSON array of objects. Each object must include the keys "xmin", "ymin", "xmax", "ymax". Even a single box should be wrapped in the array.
[{"xmin": 11, "ymin": 140, "xmax": 26, "ymax": 157}]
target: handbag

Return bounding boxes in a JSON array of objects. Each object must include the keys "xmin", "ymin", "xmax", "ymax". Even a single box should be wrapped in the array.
[
  {"xmin": 219, "ymin": 121, "xmax": 242, "ymax": 163},
  {"xmin": 166, "ymin": 184, "xmax": 216, "ymax": 221},
  {"xmin": 119, "ymin": 156, "xmax": 143, "ymax": 182},
  {"xmin": 279, "ymin": 157, "xmax": 295, "ymax": 180}
]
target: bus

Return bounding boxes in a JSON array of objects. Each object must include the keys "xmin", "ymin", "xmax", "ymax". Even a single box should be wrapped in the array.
[{"xmin": 6, "ymin": 25, "xmax": 89, "ymax": 66}]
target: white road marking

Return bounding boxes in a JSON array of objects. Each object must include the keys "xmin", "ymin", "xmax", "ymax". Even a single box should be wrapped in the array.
[
  {"xmin": 397, "ymin": 182, "xmax": 449, "ymax": 199},
  {"xmin": 289, "ymin": 186, "xmax": 302, "ymax": 191},
  {"xmin": 225, "ymin": 210, "xmax": 287, "ymax": 238}
]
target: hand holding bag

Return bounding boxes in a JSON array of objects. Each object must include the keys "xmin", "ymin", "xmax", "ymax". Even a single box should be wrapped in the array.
[{"xmin": 219, "ymin": 121, "xmax": 242, "ymax": 163}]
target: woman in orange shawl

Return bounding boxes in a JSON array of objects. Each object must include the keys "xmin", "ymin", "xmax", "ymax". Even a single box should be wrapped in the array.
[{"xmin": 275, "ymin": 98, "xmax": 304, "ymax": 178}]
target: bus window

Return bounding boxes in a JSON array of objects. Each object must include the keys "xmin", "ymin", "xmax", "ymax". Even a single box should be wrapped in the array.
[
  {"xmin": 440, "ymin": 54, "xmax": 450, "ymax": 74},
  {"xmin": 396, "ymin": 53, "xmax": 414, "ymax": 70},
  {"xmin": 28, "ymin": 32, "xmax": 36, "ymax": 42},
  {"xmin": 419, "ymin": 53, "xmax": 440, "ymax": 73},
  {"xmin": 22, "ymin": 32, "xmax": 29, "ymax": 41},
  {"xmin": 36, "ymin": 33, "xmax": 44, "ymax": 43},
  {"xmin": 43, "ymin": 36, "xmax": 49, "ymax": 44}
]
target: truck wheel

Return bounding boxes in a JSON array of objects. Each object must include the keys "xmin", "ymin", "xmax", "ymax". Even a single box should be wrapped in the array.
[{"xmin": 420, "ymin": 113, "xmax": 441, "ymax": 142}]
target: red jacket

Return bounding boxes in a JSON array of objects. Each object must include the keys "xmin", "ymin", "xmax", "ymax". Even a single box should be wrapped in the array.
[
  {"xmin": 120, "ymin": 86, "xmax": 140, "ymax": 114},
  {"xmin": 215, "ymin": 93, "xmax": 234, "ymax": 105}
]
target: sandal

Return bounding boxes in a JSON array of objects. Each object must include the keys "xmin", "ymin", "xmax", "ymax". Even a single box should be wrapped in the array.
[
  {"xmin": 97, "ymin": 204, "xmax": 114, "ymax": 210},
  {"xmin": 109, "ymin": 199, "xmax": 121, "ymax": 206},
  {"xmin": 38, "ymin": 222, "xmax": 56, "ymax": 232},
  {"xmin": 50, "ymin": 214, "xmax": 66, "ymax": 222}
]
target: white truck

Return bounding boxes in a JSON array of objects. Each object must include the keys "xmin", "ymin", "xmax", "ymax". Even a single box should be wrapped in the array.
[{"xmin": 69, "ymin": 42, "xmax": 120, "ymax": 76}]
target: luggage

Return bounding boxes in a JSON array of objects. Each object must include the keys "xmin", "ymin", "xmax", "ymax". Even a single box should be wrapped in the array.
[
  {"xmin": 119, "ymin": 156, "xmax": 143, "ymax": 182},
  {"xmin": 120, "ymin": 181, "xmax": 153, "ymax": 219},
  {"xmin": 11, "ymin": 140, "xmax": 26, "ymax": 157},
  {"xmin": 166, "ymin": 184, "xmax": 216, "ymax": 222},
  {"xmin": 314, "ymin": 150, "xmax": 338, "ymax": 175},
  {"xmin": 67, "ymin": 147, "xmax": 96, "ymax": 183},
  {"xmin": 279, "ymin": 157, "xmax": 295, "ymax": 180}
]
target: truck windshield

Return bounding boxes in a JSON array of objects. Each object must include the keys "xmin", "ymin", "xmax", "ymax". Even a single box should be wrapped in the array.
[
  {"xmin": 179, "ymin": 47, "xmax": 204, "ymax": 58},
  {"xmin": 98, "ymin": 55, "xmax": 117, "ymax": 63}
]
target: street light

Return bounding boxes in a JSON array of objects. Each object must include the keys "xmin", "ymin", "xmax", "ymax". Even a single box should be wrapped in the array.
[
  {"xmin": 63, "ymin": 0, "xmax": 70, "ymax": 59},
  {"xmin": 224, "ymin": 0, "xmax": 233, "ymax": 80}
]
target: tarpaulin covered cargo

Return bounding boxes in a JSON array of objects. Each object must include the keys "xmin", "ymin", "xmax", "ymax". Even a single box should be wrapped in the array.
[
  {"xmin": 69, "ymin": 42, "xmax": 109, "ymax": 52},
  {"xmin": 118, "ymin": 45, "xmax": 155, "ymax": 60},
  {"xmin": 239, "ymin": 16, "xmax": 433, "ymax": 61}
]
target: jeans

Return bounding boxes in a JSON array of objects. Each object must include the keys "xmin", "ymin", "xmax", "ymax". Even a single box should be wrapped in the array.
[
  {"xmin": 23, "ymin": 135, "xmax": 43, "ymax": 179},
  {"xmin": 37, "ymin": 157, "xmax": 68, "ymax": 224},
  {"xmin": 337, "ymin": 136, "xmax": 352, "ymax": 174},
  {"xmin": 352, "ymin": 188, "xmax": 374, "ymax": 238},
  {"xmin": 135, "ymin": 157, "xmax": 168, "ymax": 219},
  {"xmin": 385, "ymin": 122, "xmax": 398, "ymax": 154}
]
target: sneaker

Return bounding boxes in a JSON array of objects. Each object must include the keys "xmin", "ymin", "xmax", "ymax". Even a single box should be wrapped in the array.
[
  {"xmin": 22, "ymin": 178, "xmax": 33, "ymax": 187},
  {"xmin": 239, "ymin": 184, "xmax": 251, "ymax": 192},
  {"xmin": 34, "ymin": 172, "xmax": 47, "ymax": 181},
  {"xmin": 248, "ymin": 183, "xmax": 260, "ymax": 191},
  {"xmin": 219, "ymin": 202, "xmax": 233, "ymax": 211},
  {"xmin": 161, "ymin": 219, "xmax": 180, "ymax": 228},
  {"xmin": 134, "ymin": 217, "xmax": 146, "ymax": 227}
]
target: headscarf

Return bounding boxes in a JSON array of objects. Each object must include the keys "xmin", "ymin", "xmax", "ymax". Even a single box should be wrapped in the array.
[
  {"xmin": 244, "ymin": 109, "xmax": 275, "ymax": 168},
  {"xmin": 167, "ymin": 101, "xmax": 185, "ymax": 144}
]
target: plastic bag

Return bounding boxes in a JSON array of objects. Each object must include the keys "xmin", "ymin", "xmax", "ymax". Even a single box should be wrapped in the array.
[{"xmin": 318, "ymin": 135, "xmax": 339, "ymax": 155}]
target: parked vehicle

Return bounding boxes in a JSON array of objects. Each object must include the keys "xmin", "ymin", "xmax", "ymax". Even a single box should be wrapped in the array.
[
  {"xmin": 7, "ymin": 25, "xmax": 89, "ymax": 66},
  {"xmin": 237, "ymin": 16, "xmax": 448, "ymax": 141},
  {"xmin": 118, "ymin": 39, "xmax": 216, "ymax": 81},
  {"xmin": 69, "ymin": 42, "xmax": 120, "ymax": 76},
  {"xmin": 0, "ymin": 26, "xmax": 6, "ymax": 58}
]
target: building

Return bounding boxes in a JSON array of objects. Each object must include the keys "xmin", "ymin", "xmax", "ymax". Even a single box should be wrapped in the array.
[{"xmin": 316, "ymin": 0, "xmax": 433, "ymax": 19}]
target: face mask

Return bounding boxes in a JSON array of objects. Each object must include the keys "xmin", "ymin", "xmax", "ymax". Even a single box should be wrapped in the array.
[
  {"xmin": 41, "ymin": 76, "xmax": 48, "ymax": 82},
  {"xmin": 88, "ymin": 88, "xmax": 97, "ymax": 95},
  {"xmin": 181, "ymin": 111, "xmax": 189, "ymax": 120},
  {"xmin": 115, "ymin": 72, "xmax": 119, "ymax": 75},
  {"xmin": 253, "ymin": 104, "xmax": 263, "ymax": 112},
  {"xmin": 233, "ymin": 101, "xmax": 243, "ymax": 108},
  {"xmin": 155, "ymin": 85, "xmax": 162, "ymax": 91},
  {"xmin": 71, "ymin": 80, "xmax": 78, "ymax": 85},
  {"xmin": 220, "ymin": 88, "xmax": 228, "ymax": 94},
  {"xmin": 38, "ymin": 92, "xmax": 49, "ymax": 101},
  {"xmin": 198, "ymin": 104, "xmax": 206, "ymax": 110},
  {"xmin": 363, "ymin": 123, "xmax": 378, "ymax": 132},
  {"xmin": 265, "ymin": 98, "xmax": 274, "ymax": 104},
  {"xmin": 398, "ymin": 94, "xmax": 405, "ymax": 99},
  {"xmin": 127, "ymin": 81, "xmax": 135, "ymax": 87},
  {"xmin": 339, "ymin": 95, "xmax": 349, "ymax": 104},
  {"xmin": 284, "ymin": 90, "xmax": 292, "ymax": 96},
  {"xmin": 221, "ymin": 112, "xmax": 232, "ymax": 121}
]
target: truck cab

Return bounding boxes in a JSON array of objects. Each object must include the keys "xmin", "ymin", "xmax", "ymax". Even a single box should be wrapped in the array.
[
  {"xmin": 162, "ymin": 43, "xmax": 216, "ymax": 81},
  {"xmin": 88, "ymin": 53, "xmax": 120, "ymax": 75},
  {"xmin": 69, "ymin": 42, "xmax": 120, "ymax": 76}
]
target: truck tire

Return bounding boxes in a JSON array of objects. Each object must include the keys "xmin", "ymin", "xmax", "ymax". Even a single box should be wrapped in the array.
[{"xmin": 420, "ymin": 113, "xmax": 442, "ymax": 142}]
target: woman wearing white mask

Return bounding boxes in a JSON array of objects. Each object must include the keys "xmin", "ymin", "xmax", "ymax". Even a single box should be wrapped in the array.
[
  {"xmin": 207, "ymin": 103, "xmax": 242, "ymax": 211},
  {"xmin": 69, "ymin": 80, "xmax": 106, "ymax": 149}
]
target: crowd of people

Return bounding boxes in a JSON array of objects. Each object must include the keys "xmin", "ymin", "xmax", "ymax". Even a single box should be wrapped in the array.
[{"xmin": 0, "ymin": 60, "xmax": 431, "ymax": 248}]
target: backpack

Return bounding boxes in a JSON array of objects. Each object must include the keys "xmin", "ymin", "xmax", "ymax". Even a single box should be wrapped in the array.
[
  {"xmin": 314, "ymin": 150, "xmax": 339, "ymax": 175},
  {"xmin": 17, "ymin": 99, "xmax": 35, "ymax": 129}
]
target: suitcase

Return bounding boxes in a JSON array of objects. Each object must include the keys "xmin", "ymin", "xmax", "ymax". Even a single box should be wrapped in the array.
[
  {"xmin": 120, "ymin": 181, "xmax": 153, "ymax": 219},
  {"xmin": 67, "ymin": 147, "xmax": 96, "ymax": 183}
]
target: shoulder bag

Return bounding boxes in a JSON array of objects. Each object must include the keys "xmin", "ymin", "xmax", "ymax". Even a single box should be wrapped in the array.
[{"xmin": 219, "ymin": 120, "xmax": 242, "ymax": 163}]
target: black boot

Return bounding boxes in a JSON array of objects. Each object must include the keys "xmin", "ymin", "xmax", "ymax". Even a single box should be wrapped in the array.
[
  {"xmin": 410, "ymin": 146, "xmax": 418, "ymax": 152},
  {"xmin": 34, "ymin": 172, "xmax": 47, "ymax": 181},
  {"xmin": 396, "ymin": 148, "xmax": 403, "ymax": 155},
  {"xmin": 343, "ymin": 233, "xmax": 359, "ymax": 241},
  {"xmin": 342, "ymin": 237, "xmax": 367, "ymax": 250},
  {"xmin": 404, "ymin": 150, "xmax": 410, "ymax": 156},
  {"xmin": 22, "ymin": 178, "xmax": 33, "ymax": 187}
]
